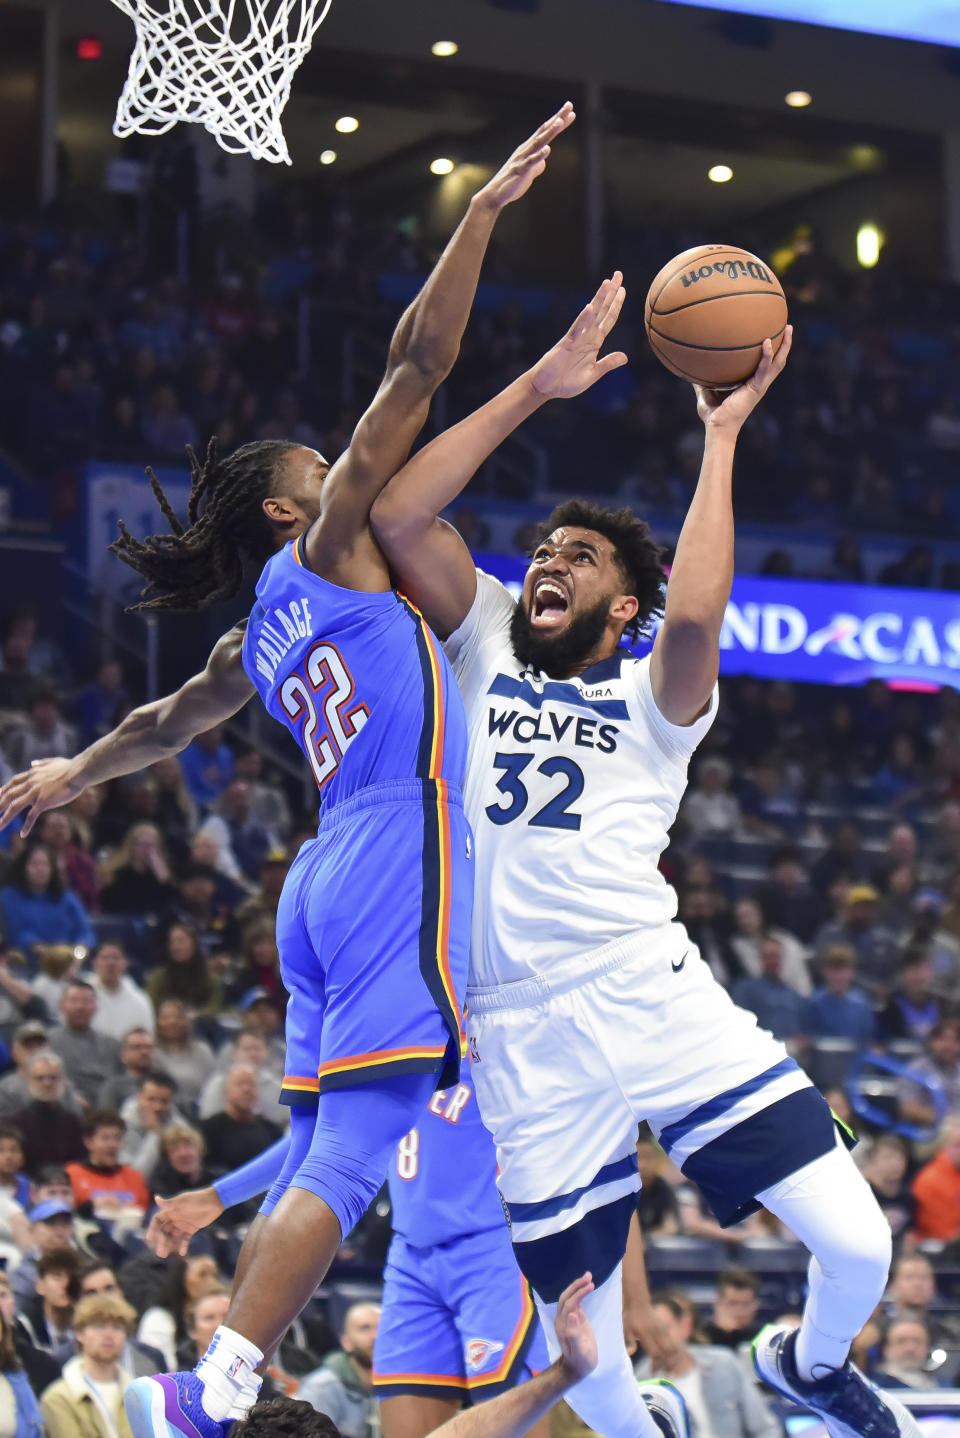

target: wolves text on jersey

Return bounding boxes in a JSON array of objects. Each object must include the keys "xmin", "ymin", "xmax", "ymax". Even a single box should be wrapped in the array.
[
  {"xmin": 487, "ymin": 706, "xmax": 620, "ymax": 754},
  {"xmin": 252, "ymin": 596, "xmax": 315, "ymax": 684}
]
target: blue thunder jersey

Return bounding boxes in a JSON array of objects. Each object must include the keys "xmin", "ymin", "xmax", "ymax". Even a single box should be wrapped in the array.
[
  {"xmin": 241, "ymin": 535, "xmax": 468, "ymax": 808},
  {"xmin": 388, "ymin": 1057, "xmax": 506, "ymax": 1248}
]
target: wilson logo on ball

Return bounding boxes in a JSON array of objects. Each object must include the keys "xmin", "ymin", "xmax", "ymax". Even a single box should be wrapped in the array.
[{"xmin": 680, "ymin": 260, "xmax": 774, "ymax": 287}]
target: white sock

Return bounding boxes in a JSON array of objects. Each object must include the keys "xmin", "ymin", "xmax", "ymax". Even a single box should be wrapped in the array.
[
  {"xmin": 195, "ymin": 1326, "xmax": 265, "ymax": 1422},
  {"xmin": 227, "ymin": 1375, "xmax": 262, "ymax": 1422},
  {"xmin": 794, "ymin": 1321, "xmax": 851, "ymax": 1383}
]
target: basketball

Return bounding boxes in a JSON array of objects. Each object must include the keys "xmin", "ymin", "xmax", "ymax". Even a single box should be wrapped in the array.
[{"xmin": 644, "ymin": 244, "xmax": 788, "ymax": 389}]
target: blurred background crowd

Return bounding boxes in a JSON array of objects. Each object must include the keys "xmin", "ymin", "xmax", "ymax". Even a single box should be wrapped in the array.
[{"xmin": 2, "ymin": 0, "xmax": 960, "ymax": 1430}]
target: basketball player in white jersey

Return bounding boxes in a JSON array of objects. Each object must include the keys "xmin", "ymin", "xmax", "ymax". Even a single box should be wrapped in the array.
[{"xmin": 368, "ymin": 295, "xmax": 919, "ymax": 1438}]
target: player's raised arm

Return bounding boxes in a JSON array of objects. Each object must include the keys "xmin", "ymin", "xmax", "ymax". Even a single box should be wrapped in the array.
[
  {"xmin": 305, "ymin": 103, "xmax": 576, "ymax": 582},
  {"xmin": 649, "ymin": 327, "xmax": 793, "ymax": 727},
  {"xmin": 0, "ymin": 624, "xmax": 253, "ymax": 837},
  {"xmin": 371, "ymin": 273, "xmax": 628, "ymax": 637}
]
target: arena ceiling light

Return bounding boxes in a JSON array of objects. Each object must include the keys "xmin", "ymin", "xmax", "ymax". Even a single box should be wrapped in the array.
[
  {"xmin": 431, "ymin": 41, "xmax": 459, "ymax": 56},
  {"xmin": 785, "ymin": 90, "xmax": 812, "ymax": 106},
  {"xmin": 708, "ymin": 164, "xmax": 734, "ymax": 182},
  {"xmin": 430, "ymin": 157, "xmax": 455, "ymax": 175},
  {"xmin": 857, "ymin": 222, "xmax": 883, "ymax": 268},
  {"xmin": 319, "ymin": 149, "xmax": 337, "ymax": 164},
  {"xmin": 335, "ymin": 116, "xmax": 359, "ymax": 133}
]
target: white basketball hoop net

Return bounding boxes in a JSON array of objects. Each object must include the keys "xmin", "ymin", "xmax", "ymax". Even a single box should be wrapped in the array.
[{"xmin": 108, "ymin": 0, "xmax": 335, "ymax": 164}]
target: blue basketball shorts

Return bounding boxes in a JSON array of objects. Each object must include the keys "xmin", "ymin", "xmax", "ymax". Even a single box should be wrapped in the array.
[
  {"xmin": 373, "ymin": 1224, "xmax": 549, "ymax": 1401},
  {"xmin": 275, "ymin": 779, "xmax": 472, "ymax": 1105}
]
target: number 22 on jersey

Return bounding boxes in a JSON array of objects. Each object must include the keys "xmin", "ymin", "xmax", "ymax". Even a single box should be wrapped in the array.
[{"xmin": 279, "ymin": 641, "xmax": 369, "ymax": 791}]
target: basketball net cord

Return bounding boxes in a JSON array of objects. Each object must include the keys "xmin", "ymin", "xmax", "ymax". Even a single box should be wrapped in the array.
[{"xmin": 108, "ymin": 0, "xmax": 335, "ymax": 164}]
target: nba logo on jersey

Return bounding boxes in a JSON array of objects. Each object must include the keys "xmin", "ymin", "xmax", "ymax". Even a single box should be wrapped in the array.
[{"xmin": 465, "ymin": 1338, "xmax": 505, "ymax": 1372}]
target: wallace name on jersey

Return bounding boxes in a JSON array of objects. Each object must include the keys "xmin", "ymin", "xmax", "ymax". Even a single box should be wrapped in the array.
[{"xmin": 250, "ymin": 595, "xmax": 315, "ymax": 685}]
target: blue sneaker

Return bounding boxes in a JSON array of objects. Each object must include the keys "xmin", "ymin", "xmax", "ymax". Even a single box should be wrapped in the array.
[
  {"xmin": 752, "ymin": 1325, "xmax": 922, "ymax": 1438},
  {"xmin": 638, "ymin": 1379, "xmax": 691, "ymax": 1438},
  {"xmin": 125, "ymin": 1373, "xmax": 230, "ymax": 1438}
]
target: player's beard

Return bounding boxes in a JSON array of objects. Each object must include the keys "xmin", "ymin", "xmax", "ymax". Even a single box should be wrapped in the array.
[{"xmin": 510, "ymin": 593, "xmax": 612, "ymax": 676}]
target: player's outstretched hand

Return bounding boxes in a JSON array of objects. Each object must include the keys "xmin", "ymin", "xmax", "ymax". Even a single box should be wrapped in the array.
[
  {"xmin": 555, "ymin": 1273, "xmax": 598, "ymax": 1382},
  {"xmin": 147, "ymin": 1188, "xmax": 224, "ymax": 1259},
  {"xmin": 478, "ymin": 102, "xmax": 576, "ymax": 211},
  {"xmin": 0, "ymin": 757, "xmax": 85, "ymax": 837},
  {"xmin": 695, "ymin": 324, "xmax": 793, "ymax": 434},
  {"xmin": 530, "ymin": 273, "xmax": 628, "ymax": 401}
]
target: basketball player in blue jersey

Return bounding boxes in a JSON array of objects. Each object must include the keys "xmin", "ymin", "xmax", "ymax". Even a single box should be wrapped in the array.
[
  {"xmin": 0, "ymin": 104, "xmax": 586, "ymax": 1438},
  {"xmin": 367, "ymin": 315, "xmax": 924, "ymax": 1438}
]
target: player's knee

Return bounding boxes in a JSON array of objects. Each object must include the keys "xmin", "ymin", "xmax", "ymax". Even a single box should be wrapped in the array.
[{"xmin": 812, "ymin": 1193, "xmax": 891, "ymax": 1297}]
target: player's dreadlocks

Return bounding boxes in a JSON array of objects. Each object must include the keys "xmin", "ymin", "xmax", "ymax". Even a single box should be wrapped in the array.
[
  {"xmin": 535, "ymin": 499, "xmax": 667, "ymax": 643},
  {"xmin": 110, "ymin": 438, "xmax": 299, "ymax": 613}
]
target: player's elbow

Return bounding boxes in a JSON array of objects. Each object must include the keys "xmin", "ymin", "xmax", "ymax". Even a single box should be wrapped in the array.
[
  {"xmin": 392, "ymin": 331, "xmax": 460, "ymax": 389},
  {"xmin": 370, "ymin": 490, "xmax": 428, "ymax": 551}
]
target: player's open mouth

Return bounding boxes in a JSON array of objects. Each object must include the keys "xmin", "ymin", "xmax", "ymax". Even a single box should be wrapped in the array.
[{"xmin": 531, "ymin": 579, "xmax": 570, "ymax": 628}]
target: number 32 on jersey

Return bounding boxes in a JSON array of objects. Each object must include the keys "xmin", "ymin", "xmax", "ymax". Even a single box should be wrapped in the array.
[{"xmin": 485, "ymin": 751, "xmax": 584, "ymax": 831}]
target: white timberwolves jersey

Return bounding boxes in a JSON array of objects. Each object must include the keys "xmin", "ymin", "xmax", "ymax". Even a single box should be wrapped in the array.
[{"xmin": 443, "ymin": 571, "xmax": 718, "ymax": 990}]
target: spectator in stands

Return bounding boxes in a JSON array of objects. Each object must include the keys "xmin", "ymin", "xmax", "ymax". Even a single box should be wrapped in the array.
[
  {"xmin": 0, "ymin": 1024, "xmax": 81, "ymax": 1116},
  {"xmin": 0, "ymin": 844, "xmax": 95, "ymax": 966},
  {"xmin": 931, "ymin": 805, "xmax": 960, "ymax": 889},
  {"xmin": 149, "ymin": 1123, "xmax": 212, "ymax": 1200},
  {"xmin": 701, "ymin": 1270, "xmax": 761, "ymax": 1350},
  {"xmin": 231, "ymin": 923, "xmax": 285, "ymax": 1015},
  {"xmin": 177, "ymin": 727, "xmax": 234, "ymax": 811},
  {"xmin": 810, "ymin": 823, "xmax": 868, "ymax": 899},
  {"xmin": 232, "ymin": 747, "xmax": 291, "ymax": 841},
  {"xmin": 76, "ymin": 1262, "xmax": 165, "ymax": 1379},
  {"xmin": 5, "ymin": 690, "xmax": 76, "ymax": 771},
  {"xmin": 65, "ymin": 1109, "xmax": 149, "ymax": 1217},
  {"xmin": 235, "ymin": 850, "xmax": 290, "ymax": 932},
  {"xmin": 0, "ymin": 1125, "xmax": 30, "ymax": 1210},
  {"xmin": 0, "ymin": 1266, "xmax": 58, "ymax": 1399},
  {"xmin": 729, "ymin": 897, "xmax": 811, "ymax": 996},
  {"xmin": 13, "ymin": 1052, "xmax": 84, "ymax": 1175},
  {"xmin": 899, "ymin": 1020, "xmax": 960, "ymax": 1128},
  {"xmin": 136, "ymin": 1255, "xmax": 224, "ymax": 1371},
  {"xmin": 31, "ymin": 945, "xmax": 82, "ymax": 1020},
  {"xmin": 148, "ymin": 757, "xmax": 197, "ymax": 870},
  {"xmin": 635, "ymin": 1126, "xmax": 679, "ymax": 1237},
  {"xmin": 908, "ymin": 889, "xmax": 960, "ymax": 1000},
  {"xmin": 197, "ymin": 780, "xmax": 276, "ymax": 889},
  {"xmin": 0, "ymin": 1302, "xmax": 44, "ymax": 1436},
  {"xmin": 814, "ymin": 883, "xmax": 899, "ymax": 995},
  {"xmin": 165, "ymin": 865, "xmax": 237, "ymax": 956},
  {"xmin": 740, "ymin": 759, "xmax": 803, "ymax": 841},
  {"xmin": 882, "ymin": 1253, "xmax": 960, "ymax": 1352},
  {"xmin": 186, "ymin": 833, "xmax": 246, "ymax": 910},
  {"xmin": 634, "ymin": 1292, "xmax": 779, "ymax": 1438},
  {"xmin": 879, "ymin": 948, "xmax": 941, "ymax": 1042},
  {"xmin": 119, "ymin": 1072, "xmax": 184, "ymax": 1176},
  {"xmin": 16, "ymin": 1247, "xmax": 79, "ymax": 1369},
  {"xmin": 147, "ymin": 923, "xmax": 222, "ymax": 1018},
  {"xmin": 34, "ymin": 811, "xmax": 99, "ymax": 913},
  {"xmin": 912, "ymin": 1117, "xmax": 960, "ymax": 1241},
  {"xmin": 200, "ymin": 1064, "xmax": 281, "ymax": 1177},
  {"xmin": 862, "ymin": 1135, "xmax": 916, "ymax": 1254},
  {"xmin": 238, "ymin": 990, "xmax": 285, "ymax": 1070},
  {"xmin": 805, "ymin": 944, "xmax": 875, "ymax": 1045},
  {"xmin": 681, "ymin": 758, "xmax": 741, "ymax": 838},
  {"xmin": 89, "ymin": 945, "xmax": 154, "ymax": 1039},
  {"xmin": 0, "ymin": 952, "xmax": 49, "ymax": 1050},
  {"xmin": 298, "ymin": 1302, "xmax": 380, "ymax": 1438},
  {"xmin": 39, "ymin": 1290, "xmax": 138, "ymax": 1438},
  {"xmin": 201, "ymin": 1032, "xmax": 285, "ymax": 1128},
  {"xmin": 100, "ymin": 824, "xmax": 176, "ymax": 920},
  {"xmin": 99, "ymin": 1030, "xmax": 158, "ymax": 1111},
  {"xmin": 11, "ymin": 1202, "xmax": 76, "ymax": 1304},
  {"xmin": 74, "ymin": 660, "xmax": 129, "ymax": 746},
  {"xmin": 731, "ymin": 936, "xmax": 808, "ymax": 1046},
  {"xmin": 760, "ymin": 847, "xmax": 822, "ymax": 944},
  {"xmin": 176, "ymin": 1287, "xmax": 230, "ymax": 1371},
  {"xmin": 872, "ymin": 1318, "xmax": 938, "ymax": 1390},
  {"xmin": 152, "ymin": 1000, "xmax": 216, "ymax": 1111},
  {"xmin": 878, "ymin": 548, "xmax": 936, "ymax": 593},
  {"xmin": 49, "ymin": 980, "xmax": 120, "ymax": 1107}
]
